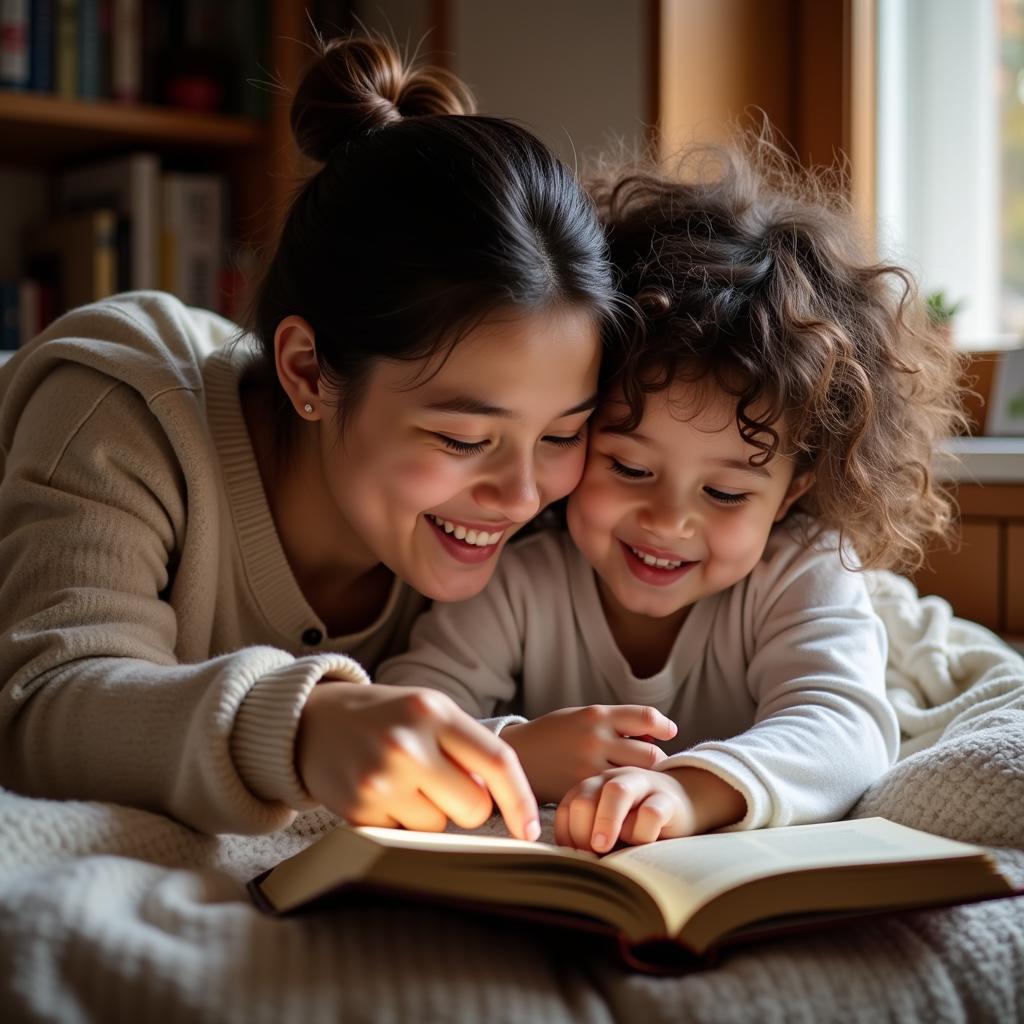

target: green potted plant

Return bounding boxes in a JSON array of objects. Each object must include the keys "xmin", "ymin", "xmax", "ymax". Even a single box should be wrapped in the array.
[{"xmin": 925, "ymin": 289, "xmax": 966, "ymax": 330}]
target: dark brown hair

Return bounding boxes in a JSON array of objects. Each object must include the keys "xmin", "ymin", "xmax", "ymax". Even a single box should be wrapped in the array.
[
  {"xmin": 245, "ymin": 35, "xmax": 619, "ymax": 446},
  {"xmin": 591, "ymin": 133, "xmax": 968, "ymax": 573}
]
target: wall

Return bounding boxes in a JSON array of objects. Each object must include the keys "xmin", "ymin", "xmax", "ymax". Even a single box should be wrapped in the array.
[{"xmin": 357, "ymin": 0, "xmax": 652, "ymax": 167}]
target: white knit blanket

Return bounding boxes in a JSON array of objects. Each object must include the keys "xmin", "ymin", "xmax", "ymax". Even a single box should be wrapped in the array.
[{"xmin": 1, "ymin": 574, "xmax": 1023, "ymax": 1024}]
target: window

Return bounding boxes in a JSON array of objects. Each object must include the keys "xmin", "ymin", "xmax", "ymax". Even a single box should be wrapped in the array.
[{"xmin": 875, "ymin": 0, "xmax": 1021, "ymax": 349}]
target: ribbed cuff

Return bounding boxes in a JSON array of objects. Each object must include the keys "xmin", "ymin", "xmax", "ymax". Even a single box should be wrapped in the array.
[
  {"xmin": 231, "ymin": 653, "xmax": 371, "ymax": 809},
  {"xmin": 478, "ymin": 714, "xmax": 529, "ymax": 736}
]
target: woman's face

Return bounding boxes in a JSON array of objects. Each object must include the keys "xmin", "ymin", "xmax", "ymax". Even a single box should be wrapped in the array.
[{"xmin": 319, "ymin": 305, "xmax": 601, "ymax": 601}]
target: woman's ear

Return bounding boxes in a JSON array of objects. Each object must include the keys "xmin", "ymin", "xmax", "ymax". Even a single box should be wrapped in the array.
[
  {"xmin": 274, "ymin": 315, "xmax": 321, "ymax": 420},
  {"xmin": 774, "ymin": 471, "xmax": 814, "ymax": 522}
]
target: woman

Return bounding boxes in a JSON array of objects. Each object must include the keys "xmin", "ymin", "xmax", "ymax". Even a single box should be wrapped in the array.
[{"xmin": 0, "ymin": 36, "xmax": 620, "ymax": 838}]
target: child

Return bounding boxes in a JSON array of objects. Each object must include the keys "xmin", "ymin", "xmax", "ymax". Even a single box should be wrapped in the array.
[{"xmin": 376, "ymin": 135, "xmax": 966, "ymax": 853}]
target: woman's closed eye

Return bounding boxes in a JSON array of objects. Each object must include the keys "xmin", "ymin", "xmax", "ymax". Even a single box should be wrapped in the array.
[
  {"xmin": 433, "ymin": 430, "xmax": 585, "ymax": 455},
  {"xmin": 543, "ymin": 431, "xmax": 585, "ymax": 449},
  {"xmin": 435, "ymin": 433, "xmax": 489, "ymax": 455}
]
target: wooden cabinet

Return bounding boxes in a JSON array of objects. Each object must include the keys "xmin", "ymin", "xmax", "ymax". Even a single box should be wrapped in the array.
[
  {"xmin": 1008, "ymin": 524, "xmax": 1024, "ymax": 635},
  {"xmin": 913, "ymin": 483, "xmax": 1024, "ymax": 640}
]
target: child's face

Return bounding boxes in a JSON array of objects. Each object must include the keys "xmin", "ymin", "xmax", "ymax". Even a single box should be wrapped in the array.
[{"xmin": 566, "ymin": 381, "xmax": 811, "ymax": 622}]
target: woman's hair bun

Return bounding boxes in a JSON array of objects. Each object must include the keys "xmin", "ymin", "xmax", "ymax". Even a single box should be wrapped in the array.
[{"xmin": 291, "ymin": 34, "xmax": 477, "ymax": 163}]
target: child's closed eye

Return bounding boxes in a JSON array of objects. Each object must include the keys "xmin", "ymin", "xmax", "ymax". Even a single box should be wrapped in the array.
[
  {"xmin": 704, "ymin": 487, "xmax": 748, "ymax": 505},
  {"xmin": 608, "ymin": 457, "xmax": 650, "ymax": 480}
]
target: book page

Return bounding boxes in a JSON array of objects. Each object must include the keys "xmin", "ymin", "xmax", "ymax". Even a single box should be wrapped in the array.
[{"xmin": 604, "ymin": 817, "xmax": 985, "ymax": 936}]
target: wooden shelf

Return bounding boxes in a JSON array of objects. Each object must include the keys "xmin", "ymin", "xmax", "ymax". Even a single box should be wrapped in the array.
[{"xmin": 0, "ymin": 90, "xmax": 266, "ymax": 165}]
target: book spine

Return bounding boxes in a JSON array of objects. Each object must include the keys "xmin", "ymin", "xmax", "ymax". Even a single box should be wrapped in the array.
[
  {"xmin": 29, "ymin": 0, "xmax": 54, "ymax": 92},
  {"xmin": 77, "ymin": 0, "xmax": 100, "ymax": 98},
  {"xmin": 0, "ymin": 281, "xmax": 18, "ymax": 349},
  {"xmin": 92, "ymin": 209, "xmax": 118, "ymax": 300},
  {"xmin": 160, "ymin": 173, "xmax": 223, "ymax": 309},
  {"xmin": 109, "ymin": 0, "xmax": 140, "ymax": 102},
  {"xmin": 0, "ymin": 0, "xmax": 30, "ymax": 89},
  {"xmin": 18, "ymin": 277, "xmax": 40, "ymax": 345},
  {"xmin": 159, "ymin": 175, "xmax": 179, "ymax": 296},
  {"xmin": 54, "ymin": 0, "xmax": 78, "ymax": 99},
  {"xmin": 131, "ymin": 153, "xmax": 159, "ymax": 290}
]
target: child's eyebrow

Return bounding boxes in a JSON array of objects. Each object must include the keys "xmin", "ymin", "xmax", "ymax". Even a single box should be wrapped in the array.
[
  {"xmin": 425, "ymin": 394, "xmax": 598, "ymax": 418},
  {"xmin": 598, "ymin": 427, "xmax": 775, "ymax": 480},
  {"xmin": 709, "ymin": 457, "xmax": 773, "ymax": 479}
]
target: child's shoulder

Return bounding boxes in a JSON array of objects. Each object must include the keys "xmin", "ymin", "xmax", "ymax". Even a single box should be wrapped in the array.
[{"xmin": 749, "ymin": 516, "xmax": 869, "ymax": 601}]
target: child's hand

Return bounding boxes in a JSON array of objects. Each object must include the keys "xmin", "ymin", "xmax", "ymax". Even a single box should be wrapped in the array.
[
  {"xmin": 555, "ymin": 766, "xmax": 746, "ymax": 853},
  {"xmin": 501, "ymin": 705, "xmax": 677, "ymax": 804}
]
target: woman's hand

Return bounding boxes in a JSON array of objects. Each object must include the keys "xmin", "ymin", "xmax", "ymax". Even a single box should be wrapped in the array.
[
  {"xmin": 501, "ymin": 705, "xmax": 677, "ymax": 804},
  {"xmin": 555, "ymin": 766, "xmax": 746, "ymax": 853},
  {"xmin": 296, "ymin": 681, "xmax": 540, "ymax": 840}
]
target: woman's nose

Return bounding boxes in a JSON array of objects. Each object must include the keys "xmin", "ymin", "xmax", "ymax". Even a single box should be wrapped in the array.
[{"xmin": 473, "ymin": 456, "xmax": 542, "ymax": 523}]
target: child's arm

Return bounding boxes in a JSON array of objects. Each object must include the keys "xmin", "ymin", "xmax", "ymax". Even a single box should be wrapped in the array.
[{"xmin": 656, "ymin": 533, "xmax": 901, "ymax": 831}]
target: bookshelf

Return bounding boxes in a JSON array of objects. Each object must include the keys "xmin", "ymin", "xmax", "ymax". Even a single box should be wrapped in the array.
[
  {"xmin": 0, "ymin": 91, "xmax": 265, "ymax": 161},
  {"xmin": 0, "ymin": 0, "xmax": 314, "ymax": 337}
]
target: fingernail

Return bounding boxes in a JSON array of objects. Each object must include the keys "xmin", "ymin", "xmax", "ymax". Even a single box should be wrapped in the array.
[
  {"xmin": 525, "ymin": 819, "xmax": 540, "ymax": 842},
  {"xmin": 593, "ymin": 833, "xmax": 607, "ymax": 851}
]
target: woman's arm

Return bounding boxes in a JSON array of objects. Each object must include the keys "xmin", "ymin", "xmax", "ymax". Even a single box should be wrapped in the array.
[{"xmin": 0, "ymin": 366, "xmax": 538, "ymax": 838}]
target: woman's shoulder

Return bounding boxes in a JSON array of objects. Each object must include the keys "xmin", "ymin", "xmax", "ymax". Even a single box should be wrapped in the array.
[{"xmin": 2, "ymin": 290, "xmax": 240, "ymax": 404}]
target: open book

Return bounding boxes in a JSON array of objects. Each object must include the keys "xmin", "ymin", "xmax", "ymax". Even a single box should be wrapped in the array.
[{"xmin": 248, "ymin": 817, "xmax": 1019, "ymax": 971}]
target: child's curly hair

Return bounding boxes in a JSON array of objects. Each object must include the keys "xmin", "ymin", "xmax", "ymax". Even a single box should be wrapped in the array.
[{"xmin": 591, "ymin": 132, "xmax": 968, "ymax": 574}]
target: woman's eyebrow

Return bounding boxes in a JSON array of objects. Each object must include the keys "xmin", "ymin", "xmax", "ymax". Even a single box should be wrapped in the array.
[{"xmin": 424, "ymin": 394, "xmax": 598, "ymax": 418}]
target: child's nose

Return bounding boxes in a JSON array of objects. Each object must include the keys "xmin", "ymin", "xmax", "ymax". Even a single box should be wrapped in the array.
[{"xmin": 642, "ymin": 500, "xmax": 698, "ymax": 539}]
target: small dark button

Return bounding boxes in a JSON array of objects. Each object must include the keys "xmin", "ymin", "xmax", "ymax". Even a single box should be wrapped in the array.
[{"xmin": 301, "ymin": 628, "xmax": 323, "ymax": 646}]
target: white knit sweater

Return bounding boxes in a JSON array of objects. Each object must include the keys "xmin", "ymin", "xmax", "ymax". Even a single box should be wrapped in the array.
[{"xmin": 0, "ymin": 292, "xmax": 427, "ymax": 834}]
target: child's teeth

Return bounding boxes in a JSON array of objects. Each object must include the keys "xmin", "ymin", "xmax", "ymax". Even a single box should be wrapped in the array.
[{"xmin": 630, "ymin": 546, "xmax": 683, "ymax": 569}]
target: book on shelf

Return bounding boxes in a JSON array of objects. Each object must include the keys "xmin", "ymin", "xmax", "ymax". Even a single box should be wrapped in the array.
[
  {"xmin": 0, "ymin": 277, "xmax": 50, "ymax": 352},
  {"xmin": 160, "ymin": 170, "xmax": 224, "ymax": 312},
  {"xmin": 29, "ymin": 0, "xmax": 54, "ymax": 92},
  {"xmin": 248, "ymin": 816, "xmax": 1020, "ymax": 973},
  {"xmin": 77, "ymin": 0, "xmax": 103, "ymax": 99},
  {"xmin": 0, "ymin": 281, "xmax": 20, "ymax": 350},
  {"xmin": 25, "ymin": 208, "xmax": 118, "ymax": 315},
  {"xmin": 0, "ymin": 0, "xmax": 29, "ymax": 89},
  {"xmin": 1, "ymin": 0, "xmax": 268, "ymax": 116},
  {"xmin": 58, "ymin": 152, "xmax": 160, "ymax": 291},
  {"xmin": 54, "ymin": 0, "xmax": 77, "ymax": 99}
]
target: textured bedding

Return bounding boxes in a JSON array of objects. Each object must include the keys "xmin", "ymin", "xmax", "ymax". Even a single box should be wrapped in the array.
[{"xmin": 1, "ymin": 572, "xmax": 1022, "ymax": 1023}]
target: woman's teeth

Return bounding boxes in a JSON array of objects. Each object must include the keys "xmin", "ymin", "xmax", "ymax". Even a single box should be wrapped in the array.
[
  {"xmin": 429, "ymin": 515, "xmax": 503, "ymax": 547},
  {"xmin": 630, "ymin": 545, "xmax": 684, "ymax": 569}
]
